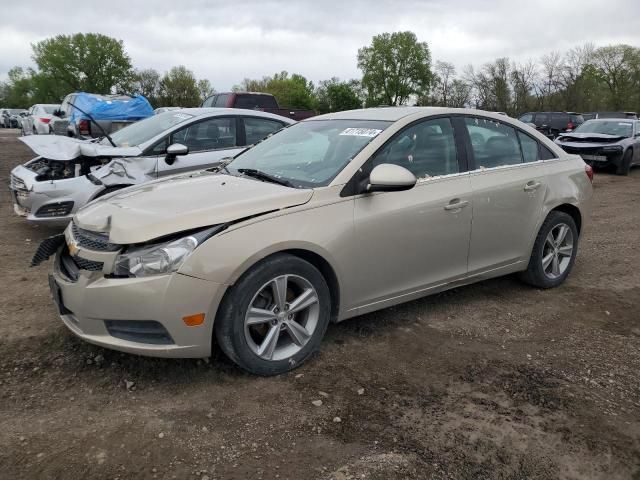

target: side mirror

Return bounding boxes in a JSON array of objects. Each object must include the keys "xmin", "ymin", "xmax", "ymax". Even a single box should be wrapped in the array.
[
  {"xmin": 365, "ymin": 164, "xmax": 416, "ymax": 193},
  {"xmin": 165, "ymin": 143, "xmax": 189, "ymax": 165}
]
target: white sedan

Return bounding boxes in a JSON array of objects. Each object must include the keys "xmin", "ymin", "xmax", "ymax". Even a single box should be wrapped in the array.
[
  {"xmin": 21, "ymin": 104, "xmax": 60, "ymax": 135},
  {"xmin": 10, "ymin": 108, "xmax": 293, "ymax": 225}
]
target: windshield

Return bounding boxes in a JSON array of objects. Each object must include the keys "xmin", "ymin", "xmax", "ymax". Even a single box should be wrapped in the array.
[
  {"xmin": 108, "ymin": 111, "xmax": 194, "ymax": 147},
  {"xmin": 573, "ymin": 120, "xmax": 633, "ymax": 137},
  {"xmin": 43, "ymin": 106, "xmax": 58, "ymax": 114},
  {"xmin": 227, "ymin": 120, "xmax": 391, "ymax": 188}
]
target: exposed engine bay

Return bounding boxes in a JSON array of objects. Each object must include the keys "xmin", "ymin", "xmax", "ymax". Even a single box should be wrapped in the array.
[{"xmin": 27, "ymin": 157, "xmax": 112, "ymax": 181}]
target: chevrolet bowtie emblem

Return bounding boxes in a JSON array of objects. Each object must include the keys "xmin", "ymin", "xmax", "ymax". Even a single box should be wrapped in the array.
[{"xmin": 68, "ymin": 238, "xmax": 79, "ymax": 257}]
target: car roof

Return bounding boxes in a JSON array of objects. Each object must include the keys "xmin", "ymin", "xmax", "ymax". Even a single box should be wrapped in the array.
[
  {"xmin": 179, "ymin": 107, "xmax": 296, "ymax": 123},
  {"xmin": 311, "ymin": 107, "xmax": 447, "ymax": 121},
  {"xmin": 309, "ymin": 106, "xmax": 524, "ymax": 122}
]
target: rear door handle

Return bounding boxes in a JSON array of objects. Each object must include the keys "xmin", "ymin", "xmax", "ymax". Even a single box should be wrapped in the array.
[
  {"xmin": 444, "ymin": 199, "xmax": 469, "ymax": 211},
  {"xmin": 524, "ymin": 181, "xmax": 542, "ymax": 192}
]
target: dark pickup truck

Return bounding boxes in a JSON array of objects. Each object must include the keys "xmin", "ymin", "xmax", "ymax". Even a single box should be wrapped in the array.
[{"xmin": 202, "ymin": 92, "xmax": 315, "ymax": 121}]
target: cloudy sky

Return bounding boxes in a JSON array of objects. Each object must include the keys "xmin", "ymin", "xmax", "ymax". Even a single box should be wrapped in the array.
[{"xmin": 1, "ymin": 0, "xmax": 640, "ymax": 89}]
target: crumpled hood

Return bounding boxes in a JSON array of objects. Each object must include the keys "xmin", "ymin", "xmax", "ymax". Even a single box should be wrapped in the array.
[
  {"xmin": 19, "ymin": 135, "xmax": 142, "ymax": 161},
  {"xmin": 74, "ymin": 172, "xmax": 314, "ymax": 244},
  {"xmin": 557, "ymin": 132, "xmax": 627, "ymax": 143}
]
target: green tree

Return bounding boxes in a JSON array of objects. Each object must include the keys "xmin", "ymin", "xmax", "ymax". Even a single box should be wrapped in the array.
[
  {"xmin": 591, "ymin": 45, "xmax": 639, "ymax": 110},
  {"xmin": 233, "ymin": 71, "xmax": 315, "ymax": 109},
  {"xmin": 2, "ymin": 67, "xmax": 34, "ymax": 107},
  {"xmin": 32, "ymin": 33, "xmax": 133, "ymax": 95},
  {"xmin": 132, "ymin": 68, "xmax": 161, "ymax": 106},
  {"xmin": 357, "ymin": 31, "xmax": 433, "ymax": 106},
  {"xmin": 266, "ymin": 71, "xmax": 315, "ymax": 109},
  {"xmin": 315, "ymin": 78, "xmax": 362, "ymax": 113},
  {"xmin": 158, "ymin": 66, "xmax": 201, "ymax": 107},
  {"xmin": 197, "ymin": 79, "xmax": 215, "ymax": 103}
]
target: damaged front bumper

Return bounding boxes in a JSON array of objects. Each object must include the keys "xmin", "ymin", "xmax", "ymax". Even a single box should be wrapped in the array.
[
  {"xmin": 9, "ymin": 164, "xmax": 104, "ymax": 226},
  {"xmin": 557, "ymin": 144, "xmax": 624, "ymax": 168},
  {"xmin": 48, "ymin": 237, "xmax": 226, "ymax": 358}
]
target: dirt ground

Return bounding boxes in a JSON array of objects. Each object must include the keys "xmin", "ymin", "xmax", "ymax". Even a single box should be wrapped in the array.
[{"xmin": 0, "ymin": 128, "xmax": 639, "ymax": 480}]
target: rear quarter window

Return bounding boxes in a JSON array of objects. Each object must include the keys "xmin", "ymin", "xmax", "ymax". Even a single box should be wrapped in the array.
[
  {"xmin": 534, "ymin": 113, "xmax": 548, "ymax": 126},
  {"xmin": 234, "ymin": 95, "xmax": 278, "ymax": 110}
]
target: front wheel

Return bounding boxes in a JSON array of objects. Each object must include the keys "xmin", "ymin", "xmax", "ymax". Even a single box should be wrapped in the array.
[
  {"xmin": 520, "ymin": 211, "xmax": 579, "ymax": 289},
  {"xmin": 215, "ymin": 254, "xmax": 331, "ymax": 376}
]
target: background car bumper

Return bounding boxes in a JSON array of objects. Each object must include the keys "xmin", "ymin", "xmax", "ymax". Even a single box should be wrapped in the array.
[{"xmin": 51, "ymin": 255, "xmax": 227, "ymax": 358}]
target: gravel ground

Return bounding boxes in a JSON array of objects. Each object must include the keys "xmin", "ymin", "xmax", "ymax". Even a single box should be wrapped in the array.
[{"xmin": 0, "ymin": 129, "xmax": 639, "ymax": 480}]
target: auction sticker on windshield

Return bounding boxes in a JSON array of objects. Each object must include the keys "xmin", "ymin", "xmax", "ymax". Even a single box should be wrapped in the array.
[{"xmin": 339, "ymin": 128, "xmax": 383, "ymax": 137}]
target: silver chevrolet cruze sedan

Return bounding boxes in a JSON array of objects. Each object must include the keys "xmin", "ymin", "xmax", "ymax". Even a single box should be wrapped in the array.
[{"xmin": 37, "ymin": 107, "xmax": 593, "ymax": 375}]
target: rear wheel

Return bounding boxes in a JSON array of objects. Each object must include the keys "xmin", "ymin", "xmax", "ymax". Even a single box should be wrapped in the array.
[
  {"xmin": 215, "ymin": 254, "xmax": 331, "ymax": 376},
  {"xmin": 615, "ymin": 149, "xmax": 633, "ymax": 176},
  {"xmin": 520, "ymin": 211, "xmax": 579, "ymax": 289}
]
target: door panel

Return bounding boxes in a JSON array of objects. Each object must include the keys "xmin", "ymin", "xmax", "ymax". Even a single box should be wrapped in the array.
[
  {"xmin": 468, "ymin": 165, "xmax": 547, "ymax": 272},
  {"xmin": 462, "ymin": 116, "xmax": 549, "ymax": 273},
  {"xmin": 351, "ymin": 174, "xmax": 472, "ymax": 308}
]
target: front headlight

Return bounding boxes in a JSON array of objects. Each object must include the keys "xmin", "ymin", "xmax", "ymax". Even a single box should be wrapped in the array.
[
  {"xmin": 113, "ymin": 226, "xmax": 223, "ymax": 277},
  {"xmin": 600, "ymin": 145, "xmax": 623, "ymax": 151}
]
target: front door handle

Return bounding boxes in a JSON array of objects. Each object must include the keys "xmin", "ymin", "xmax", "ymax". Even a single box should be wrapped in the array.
[
  {"xmin": 444, "ymin": 199, "xmax": 469, "ymax": 211},
  {"xmin": 524, "ymin": 181, "xmax": 542, "ymax": 192}
]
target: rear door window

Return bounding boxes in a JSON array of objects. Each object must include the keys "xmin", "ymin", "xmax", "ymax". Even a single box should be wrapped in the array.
[
  {"xmin": 235, "ymin": 94, "xmax": 278, "ymax": 110},
  {"xmin": 243, "ymin": 117, "xmax": 285, "ymax": 145},
  {"xmin": 553, "ymin": 113, "xmax": 569, "ymax": 129},
  {"xmin": 518, "ymin": 113, "xmax": 534, "ymax": 123},
  {"xmin": 465, "ymin": 117, "xmax": 523, "ymax": 168},
  {"xmin": 202, "ymin": 95, "xmax": 216, "ymax": 107},
  {"xmin": 172, "ymin": 117, "xmax": 237, "ymax": 152},
  {"xmin": 534, "ymin": 113, "xmax": 548, "ymax": 126},
  {"xmin": 214, "ymin": 94, "xmax": 230, "ymax": 107}
]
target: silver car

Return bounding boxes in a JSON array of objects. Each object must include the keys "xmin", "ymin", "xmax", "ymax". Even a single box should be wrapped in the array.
[
  {"xmin": 37, "ymin": 107, "xmax": 593, "ymax": 375},
  {"xmin": 10, "ymin": 108, "xmax": 293, "ymax": 225},
  {"xmin": 554, "ymin": 119, "xmax": 640, "ymax": 175}
]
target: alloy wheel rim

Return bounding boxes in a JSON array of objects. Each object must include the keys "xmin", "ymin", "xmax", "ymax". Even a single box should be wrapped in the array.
[
  {"xmin": 542, "ymin": 223, "xmax": 574, "ymax": 279},
  {"xmin": 244, "ymin": 274, "xmax": 320, "ymax": 361}
]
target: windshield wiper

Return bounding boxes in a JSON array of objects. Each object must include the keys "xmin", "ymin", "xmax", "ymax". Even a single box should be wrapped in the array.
[
  {"xmin": 68, "ymin": 101, "xmax": 117, "ymax": 147},
  {"xmin": 237, "ymin": 168, "xmax": 294, "ymax": 188}
]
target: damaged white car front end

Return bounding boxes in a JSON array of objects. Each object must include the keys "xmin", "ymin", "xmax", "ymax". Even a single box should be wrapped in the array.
[
  {"xmin": 9, "ymin": 108, "xmax": 295, "ymax": 226},
  {"xmin": 10, "ymin": 135, "xmax": 150, "ymax": 226}
]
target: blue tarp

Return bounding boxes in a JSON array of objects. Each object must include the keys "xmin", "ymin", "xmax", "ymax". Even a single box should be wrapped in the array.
[{"xmin": 68, "ymin": 93, "xmax": 154, "ymax": 123}]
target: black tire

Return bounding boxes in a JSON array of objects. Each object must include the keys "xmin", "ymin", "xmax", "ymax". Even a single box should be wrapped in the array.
[
  {"xmin": 520, "ymin": 211, "xmax": 579, "ymax": 289},
  {"xmin": 215, "ymin": 253, "xmax": 331, "ymax": 376},
  {"xmin": 615, "ymin": 149, "xmax": 633, "ymax": 176},
  {"xmin": 32, "ymin": 126, "xmax": 38, "ymax": 135}
]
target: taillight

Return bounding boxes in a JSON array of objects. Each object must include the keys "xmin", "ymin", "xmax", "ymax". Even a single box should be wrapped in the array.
[
  {"xmin": 39, "ymin": 117, "xmax": 50, "ymax": 124},
  {"xmin": 567, "ymin": 122, "xmax": 574, "ymax": 130},
  {"xmin": 78, "ymin": 119, "xmax": 90, "ymax": 135},
  {"xmin": 585, "ymin": 164, "xmax": 594, "ymax": 183}
]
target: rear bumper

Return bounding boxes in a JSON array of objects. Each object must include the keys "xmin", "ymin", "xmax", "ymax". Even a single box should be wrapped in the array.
[{"xmin": 50, "ymin": 251, "xmax": 227, "ymax": 358}]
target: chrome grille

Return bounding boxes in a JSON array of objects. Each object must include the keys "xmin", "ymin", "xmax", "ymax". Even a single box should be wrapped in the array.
[
  {"xmin": 71, "ymin": 222, "xmax": 120, "ymax": 252},
  {"xmin": 72, "ymin": 256, "xmax": 104, "ymax": 271}
]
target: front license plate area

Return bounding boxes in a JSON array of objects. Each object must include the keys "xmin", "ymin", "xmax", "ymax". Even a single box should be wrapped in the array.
[{"xmin": 581, "ymin": 154, "xmax": 607, "ymax": 162}]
